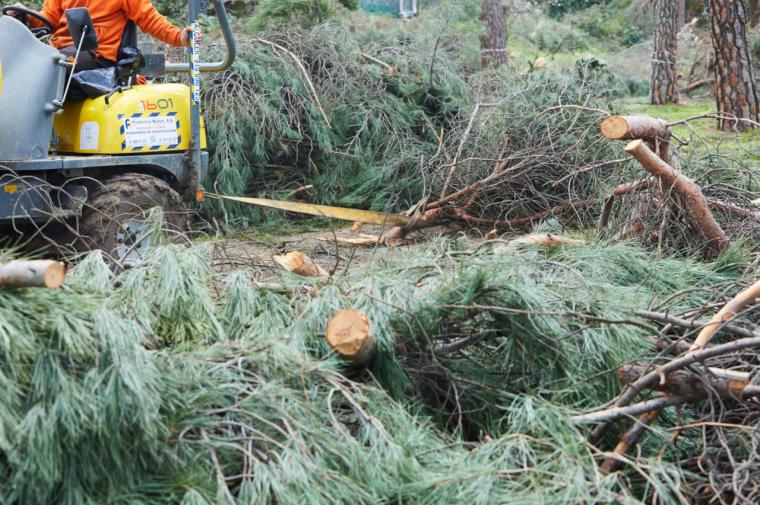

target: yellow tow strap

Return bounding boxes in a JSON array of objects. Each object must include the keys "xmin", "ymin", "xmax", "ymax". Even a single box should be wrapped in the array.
[{"xmin": 204, "ymin": 193, "xmax": 412, "ymax": 226}]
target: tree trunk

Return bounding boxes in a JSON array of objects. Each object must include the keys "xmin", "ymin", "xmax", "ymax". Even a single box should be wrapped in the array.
[
  {"xmin": 709, "ymin": 0, "xmax": 759, "ymax": 131},
  {"xmin": 651, "ymin": 0, "xmax": 680, "ymax": 105},
  {"xmin": 751, "ymin": 0, "xmax": 759, "ymax": 27},
  {"xmin": 480, "ymin": 0, "xmax": 508, "ymax": 69},
  {"xmin": 677, "ymin": 0, "xmax": 686, "ymax": 28}
]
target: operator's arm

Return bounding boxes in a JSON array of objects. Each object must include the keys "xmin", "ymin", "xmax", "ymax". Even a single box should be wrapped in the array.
[
  {"xmin": 123, "ymin": 0, "xmax": 186, "ymax": 47},
  {"xmin": 39, "ymin": 0, "xmax": 63, "ymax": 27},
  {"xmin": 12, "ymin": 0, "xmax": 62, "ymax": 28}
]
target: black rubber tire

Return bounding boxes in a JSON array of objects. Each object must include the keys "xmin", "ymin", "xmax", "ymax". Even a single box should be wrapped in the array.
[{"xmin": 75, "ymin": 173, "xmax": 188, "ymax": 261}]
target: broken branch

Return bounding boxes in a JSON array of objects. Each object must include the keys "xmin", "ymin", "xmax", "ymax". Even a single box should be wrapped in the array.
[
  {"xmin": 690, "ymin": 279, "xmax": 760, "ymax": 352},
  {"xmin": 624, "ymin": 139, "xmax": 729, "ymax": 255}
]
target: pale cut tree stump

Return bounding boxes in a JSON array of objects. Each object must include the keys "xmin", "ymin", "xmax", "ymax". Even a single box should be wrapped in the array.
[{"xmin": 326, "ymin": 309, "xmax": 375, "ymax": 367}]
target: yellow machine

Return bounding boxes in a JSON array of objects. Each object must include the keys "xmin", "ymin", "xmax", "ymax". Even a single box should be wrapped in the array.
[
  {"xmin": 54, "ymin": 83, "xmax": 207, "ymax": 154},
  {"xmin": 0, "ymin": 0, "xmax": 235, "ymax": 265}
]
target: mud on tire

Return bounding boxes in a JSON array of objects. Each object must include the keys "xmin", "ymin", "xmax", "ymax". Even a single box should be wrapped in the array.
[{"xmin": 75, "ymin": 173, "xmax": 188, "ymax": 264}]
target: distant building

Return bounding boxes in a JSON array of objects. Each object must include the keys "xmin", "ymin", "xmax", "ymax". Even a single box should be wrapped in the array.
[{"xmin": 359, "ymin": 0, "xmax": 417, "ymax": 18}]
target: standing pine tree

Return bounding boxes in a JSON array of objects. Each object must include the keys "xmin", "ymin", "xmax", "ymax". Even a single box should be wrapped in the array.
[
  {"xmin": 709, "ymin": 0, "xmax": 759, "ymax": 131},
  {"xmin": 651, "ymin": 0, "xmax": 680, "ymax": 104},
  {"xmin": 480, "ymin": 0, "xmax": 508, "ymax": 69}
]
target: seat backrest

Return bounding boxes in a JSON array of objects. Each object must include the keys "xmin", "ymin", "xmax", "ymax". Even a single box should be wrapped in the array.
[
  {"xmin": 0, "ymin": 16, "xmax": 66, "ymax": 160},
  {"xmin": 120, "ymin": 20, "xmax": 137, "ymax": 56}
]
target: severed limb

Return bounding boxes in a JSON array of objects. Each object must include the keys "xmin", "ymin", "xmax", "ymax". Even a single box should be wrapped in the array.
[
  {"xmin": 617, "ymin": 364, "xmax": 751, "ymax": 399},
  {"xmin": 624, "ymin": 139, "xmax": 728, "ymax": 256},
  {"xmin": 587, "ymin": 335, "xmax": 760, "ymax": 437},
  {"xmin": 636, "ymin": 310, "xmax": 759, "ymax": 340},
  {"xmin": 575, "ymin": 385, "xmax": 760, "ymax": 425}
]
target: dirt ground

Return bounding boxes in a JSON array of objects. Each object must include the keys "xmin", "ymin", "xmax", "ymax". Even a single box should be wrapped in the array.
[{"xmin": 207, "ymin": 224, "xmax": 439, "ymax": 279}]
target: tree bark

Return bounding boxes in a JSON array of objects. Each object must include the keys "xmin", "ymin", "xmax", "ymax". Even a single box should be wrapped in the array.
[
  {"xmin": 709, "ymin": 0, "xmax": 759, "ymax": 131},
  {"xmin": 750, "ymin": 0, "xmax": 759, "ymax": 27},
  {"xmin": 480, "ymin": 0, "xmax": 508, "ymax": 69},
  {"xmin": 677, "ymin": 0, "xmax": 686, "ymax": 28},
  {"xmin": 624, "ymin": 139, "xmax": 729, "ymax": 256},
  {"xmin": 651, "ymin": 0, "xmax": 680, "ymax": 105}
]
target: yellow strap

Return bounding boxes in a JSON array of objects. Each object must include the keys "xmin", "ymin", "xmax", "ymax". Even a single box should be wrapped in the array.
[{"xmin": 205, "ymin": 193, "xmax": 412, "ymax": 226}]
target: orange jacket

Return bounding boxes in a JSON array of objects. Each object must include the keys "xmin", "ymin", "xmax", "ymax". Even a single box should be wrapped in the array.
[{"xmin": 39, "ymin": 0, "xmax": 183, "ymax": 62}]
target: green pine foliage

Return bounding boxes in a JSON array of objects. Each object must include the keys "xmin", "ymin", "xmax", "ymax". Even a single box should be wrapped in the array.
[
  {"xmin": 201, "ymin": 22, "xmax": 466, "ymax": 227},
  {"xmin": 0, "ymin": 239, "xmax": 739, "ymax": 504}
]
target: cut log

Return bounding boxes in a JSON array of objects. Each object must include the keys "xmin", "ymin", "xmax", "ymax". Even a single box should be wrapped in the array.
[
  {"xmin": 273, "ymin": 251, "xmax": 330, "ymax": 278},
  {"xmin": 600, "ymin": 115, "xmax": 670, "ymax": 141},
  {"xmin": 325, "ymin": 309, "xmax": 375, "ymax": 366},
  {"xmin": 624, "ymin": 139, "xmax": 729, "ymax": 256},
  {"xmin": 690, "ymin": 278, "xmax": 760, "ymax": 352},
  {"xmin": 0, "ymin": 260, "xmax": 66, "ymax": 288}
]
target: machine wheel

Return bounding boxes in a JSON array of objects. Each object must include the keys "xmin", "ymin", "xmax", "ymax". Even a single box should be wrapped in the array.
[{"xmin": 76, "ymin": 173, "xmax": 188, "ymax": 266}]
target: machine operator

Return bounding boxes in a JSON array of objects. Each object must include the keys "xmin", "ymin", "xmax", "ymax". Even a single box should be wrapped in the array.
[{"xmin": 7, "ymin": 0, "xmax": 193, "ymax": 71}]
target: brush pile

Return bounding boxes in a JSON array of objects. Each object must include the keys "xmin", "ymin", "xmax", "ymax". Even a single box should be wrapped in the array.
[
  {"xmin": 199, "ymin": 21, "xmax": 760, "ymax": 250},
  {"xmin": 576, "ymin": 270, "xmax": 760, "ymax": 503},
  {"xmin": 3, "ymin": 235, "xmax": 760, "ymax": 503},
  {"xmin": 199, "ymin": 22, "xmax": 634, "ymax": 234},
  {"xmin": 201, "ymin": 22, "xmax": 466, "ymax": 226}
]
